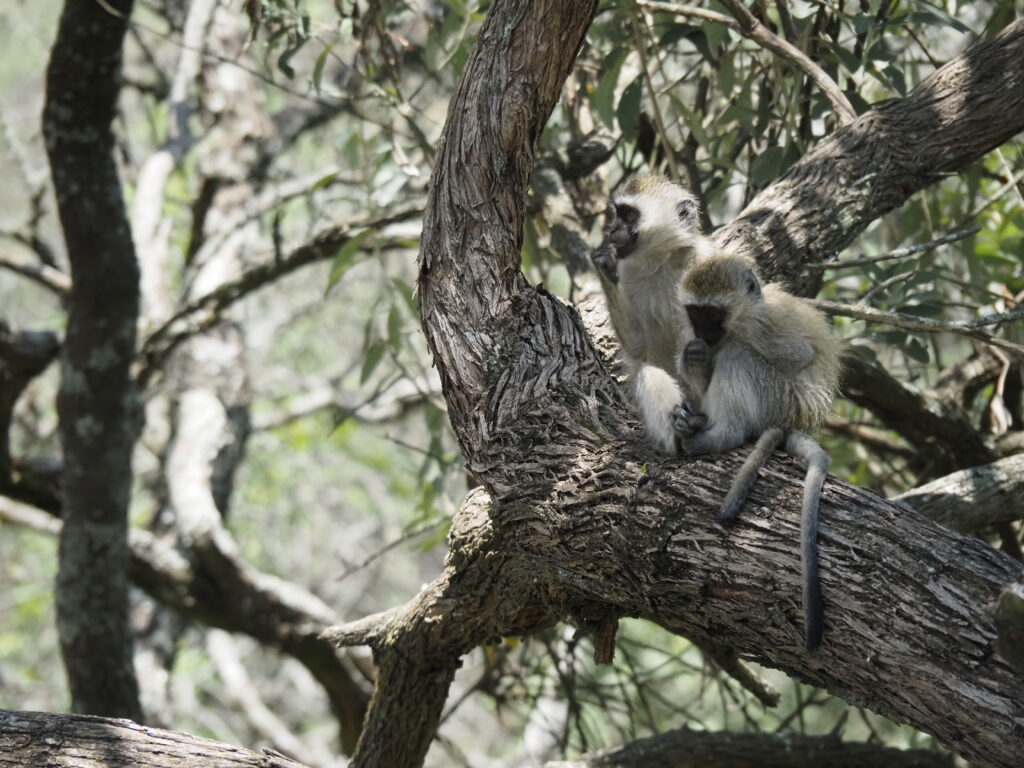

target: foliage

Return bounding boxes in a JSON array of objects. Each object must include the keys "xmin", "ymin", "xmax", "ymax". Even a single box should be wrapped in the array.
[{"xmin": 0, "ymin": 0, "xmax": 1021, "ymax": 766}]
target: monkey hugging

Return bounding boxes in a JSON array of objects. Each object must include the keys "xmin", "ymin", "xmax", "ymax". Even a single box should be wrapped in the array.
[{"xmin": 592, "ymin": 174, "xmax": 840, "ymax": 651}]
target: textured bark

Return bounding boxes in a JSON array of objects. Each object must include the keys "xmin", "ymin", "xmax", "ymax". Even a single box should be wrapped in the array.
[
  {"xmin": 841, "ymin": 353, "xmax": 998, "ymax": 478},
  {"xmin": 42, "ymin": 0, "xmax": 143, "ymax": 721},
  {"xmin": 713, "ymin": 19, "xmax": 1024, "ymax": 296},
  {"xmin": 544, "ymin": 726, "xmax": 954, "ymax": 768},
  {"xmin": 894, "ymin": 454, "xmax": 1024, "ymax": 532},
  {"xmin": 355, "ymin": 11, "xmax": 1024, "ymax": 768},
  {"xmin": 0, "ymin": 324, "xmax": 59, "ymax": 498},
  {"xmin": 0, "ymin": 709, "xmax": 310, "ymax": 768}
]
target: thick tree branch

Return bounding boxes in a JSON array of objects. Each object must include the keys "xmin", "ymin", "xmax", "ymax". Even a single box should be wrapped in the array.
[
  {"xmin": 713, "ymin": 18, "xmax": 1024, "ymax": 295},
  {"xmin": 840, "ymin": 352, "xmax": 998, "ymax": 477},
  {"xmin": 0, "ymin": 494, "xmax": 371, "ymax": 755},
  {"xmin": 43, "ymin": 0, "xmax": 142, "ymax": 721},
  {"xmin": 394, "ymin": 8, "xmax": 1024, "ymax": 768},
  {"xmin": 892, "ymin": 454, "xmax": 1024, "ymax": 533},
  {"xmin": 544, "ymin": 726, "xmax": 954, "ymax": 768},
  {"xmin": 0, "ymin": 709, "xmax": 312, "ymax": 768}
]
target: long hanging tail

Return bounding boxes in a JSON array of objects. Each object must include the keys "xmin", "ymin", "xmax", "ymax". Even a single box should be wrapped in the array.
[
  {"xmin": 785, "ymin": 431, "xmax": 828, "ymax": 652},
  {"xmin": 719, "ymin": 427, "xmax": 785, "ymax": 523}
]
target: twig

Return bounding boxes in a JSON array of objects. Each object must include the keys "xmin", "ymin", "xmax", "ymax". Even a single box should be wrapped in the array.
[
  {"xmin": 638, "ymin": 0, "xmax": 856, "ymax": 125},
  {"xmin": 813, "ymin": 225, "xmax": 981, "ymax": 270},
  {"xmin": 857, "ymin": 270, "xmax": 915, "ymax": 306},
  {"xmin": 630, "ymin": 8, "xmax": 681, "ymax": 180},
  {"xmin": 0, "ymin": 250, "xmax": 71, "ymax": 295},
  {"xmin": 136, "ymin": 206, "xmax": 422, "ymax": 388},
  {"xmin": 814, "ymin": 300, "xmax": 1024, "ymax": 357}
]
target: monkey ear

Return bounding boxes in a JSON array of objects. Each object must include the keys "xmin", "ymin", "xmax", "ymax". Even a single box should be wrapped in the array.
[{"xmin": 676, "ymin": 198, "xmax": 699, "ymax": 227}]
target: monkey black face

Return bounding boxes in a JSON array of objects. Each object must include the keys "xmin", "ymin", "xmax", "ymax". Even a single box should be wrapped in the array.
[
  {"xmin": 605, "ymin": 202, "xmax": 640, "ymax": 259},
  {"xmin": 685, "ymin": 304, "xmax": 727, "ymax": 347}
]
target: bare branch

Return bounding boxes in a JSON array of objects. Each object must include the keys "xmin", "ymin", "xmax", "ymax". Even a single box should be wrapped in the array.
[
  {"xmin": 892, "ymin": 454, "xmax": 1024, "ymax": 533},
  {"xmin": 815, "ymin": 301, "xmax": 1024, "ymax": 357},
  {"xmin": 137, "ymin": 207, "xmax": 421, "ymax": 388},
  {"xmin": 0, "ymin": 249, "xmax": 71, "ymax": 295},
  {"xmin": 813, "ymin": 225, "xmax": 981, "ymax": 270}
]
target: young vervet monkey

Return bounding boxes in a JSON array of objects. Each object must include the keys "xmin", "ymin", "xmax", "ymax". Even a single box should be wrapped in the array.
[
  {"xmin": 672, "ymin": 253, "xmax": 840, "ymax": 651},
  {"xmin": 591, "ymin": 174, "xmax": 714, "ymax": 451}
]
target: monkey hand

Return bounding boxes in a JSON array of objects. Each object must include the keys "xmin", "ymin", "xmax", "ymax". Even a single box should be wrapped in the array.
[
  {"xmin": 591, "ymin": 242, "xmax": 619, "ymax": 285},
  {"xmin": 672, "ymin": 400, "xmax": 708, "ymax": 440},
  {"xmin": 682, "ymin": 338, "xmax": 709, "ymax": 368}
]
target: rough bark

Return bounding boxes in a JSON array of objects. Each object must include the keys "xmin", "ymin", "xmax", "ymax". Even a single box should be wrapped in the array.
[
  {"xmin": 713, "ymin": 19, "xmax": 1024, "ymax": 296},
  {"xmin": 0, "ymin": 709, "xmax": 311, "ymax": 768},
  {"xmin": 544, "ymin": 726, "xmax": 954, "ymax": 768},
  {"xmin": 0, "ymin": 495, "xmax": 371, "ymax": 755},
  {"xmin": 841, "ymin": 353, "xmax": 998, "ymax": 478},
  {"xmin": 0, "ymin": 323, "xmax": 59, "ymax": 502},
  {"xmin": 42, "ymin": 0, "xmax": 143, "ymax": 721},
  {"xmin": 330, "ymin": 10, "xmax": 1024, "ymax": 768},
  {"xmin": 894, "ymin": 454, "xmax": 1024, "ymax": 532}
]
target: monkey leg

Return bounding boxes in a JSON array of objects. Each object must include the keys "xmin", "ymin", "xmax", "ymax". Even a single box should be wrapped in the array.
[
  {"xmin": 633, "ymin": 364, "xmax": 684, "ymax": 453},
  {"xmin": 718, "ymin": 427, "xmax": 785, "ymax": 524},
  {"xmin": 784, "ymin": 431, "xmax": 828, "ymax": 652}
]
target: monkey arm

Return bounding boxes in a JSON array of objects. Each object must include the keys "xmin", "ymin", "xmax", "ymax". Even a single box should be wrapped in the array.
[{"xmin": 633, "ymin": 364, "xmax": 684, "ymax": 454}]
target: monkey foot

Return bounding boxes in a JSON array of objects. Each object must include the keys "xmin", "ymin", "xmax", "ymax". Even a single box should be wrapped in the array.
[{"xmin": 672, "ymin": 400, "xmax": 708, "ymax": 439}]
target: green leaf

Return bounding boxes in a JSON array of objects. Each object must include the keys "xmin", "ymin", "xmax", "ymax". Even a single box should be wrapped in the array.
[
  {"xmin": 360, "ymin": 339, "xmax": 386, "ymax": 384},
  {"xmin": 311, "ymin": 171, "xmax": 338, "ymax": 191},
  {"xmin": 387, "ymin": 305, "xmax": 402, "ymax": 353},
  {"xmin": 326, "ymin": 229, "xmax": 371, "ymax": 293},
  {"xmin": 591, "ymin": 46, "xmax": 627, "ymax": 129},
  {"xmin": 749, "ymin": 146, "xmax": 784, "ymax": 186},
  {"xmin": 312, "ymin": 42, "xmax": 335, "ymax": 94},
  {"xmin": 904, "ymin": 3, "xmax": 972, "ymax": 35},
  {"xmin": 905, "ymin": 337, "xmax": 931, "ymax": 363},
  {"xmin": 616, "ymin": 76, "xmax": 643, "ymax": 143}
]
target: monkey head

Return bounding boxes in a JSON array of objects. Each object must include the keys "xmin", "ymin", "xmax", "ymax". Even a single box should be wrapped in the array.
[
  {"xmin": 681, "ymin": 253, "xmax": 763, "ymax": 348},
  {"xmin": 603, "ymin": 174, "xmax": 701, "ymax": 262}
]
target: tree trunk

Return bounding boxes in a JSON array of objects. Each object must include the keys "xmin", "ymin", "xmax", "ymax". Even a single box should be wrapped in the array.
[
  {"xmin": 330, "ymin": 10, "xmax": 1024, "ymax": 768},
  {"xmin": 42, "ymin": 0, "xmax": 143, "ymax": 721}
]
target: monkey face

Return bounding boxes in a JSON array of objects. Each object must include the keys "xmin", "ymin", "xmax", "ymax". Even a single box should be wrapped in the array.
[
  {"xmin": 685, "ymin": 304, "xmax": 728, "ymax": 347},
  {"xmin": 604, "ymin": 202, "xmax": 640, "ymax": 259}
]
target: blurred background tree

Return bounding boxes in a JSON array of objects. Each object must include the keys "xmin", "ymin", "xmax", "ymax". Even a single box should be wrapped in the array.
[{"xmin": 0, "ymin": 1, "xmax": 1021, "ymax": 767}]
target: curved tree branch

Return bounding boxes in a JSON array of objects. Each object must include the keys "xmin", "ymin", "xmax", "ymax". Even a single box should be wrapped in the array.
[
  {"xmin": 367, "ymin": 8, "xmax": 1024, "ymax": 768},
  {"xmin": 713, "ymin": 18, "xmax": 1024, "ymax": 296}
]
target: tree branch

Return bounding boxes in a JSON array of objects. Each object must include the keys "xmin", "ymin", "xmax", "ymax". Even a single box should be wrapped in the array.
[
  {"xmin": 43, "ymin": 0, "xmax": 143, "ymax": 721},
  {"xmin": 892, "ymin": 454, "xmax": 1024, "ymax": 533},
  {"xmin": 712, "ymin": 18, "xmax": 1024, "ymax": 295},
  {"xmin": 0, "ymin": 709, "xmax": 312, "ymax": 768},
  {"xmin": 543, "ymin": 726, "xmax": 953, "ymax": 768},
  {"xmin": 815, "ymin": 301, "xmax": 1024, "ymax": 357}
]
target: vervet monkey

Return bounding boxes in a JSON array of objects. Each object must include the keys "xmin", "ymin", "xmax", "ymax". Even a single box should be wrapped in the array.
[
  {"xmin": 673, "ymin": 253, "xmax": 840, "ymax": 651},
  {"xmin": 591, "ymin": 174, "xmax": 714, "ymax": 451}
]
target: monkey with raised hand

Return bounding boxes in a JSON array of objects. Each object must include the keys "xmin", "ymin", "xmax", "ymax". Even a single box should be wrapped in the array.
[
  {"xmin": 672, "ymin": 252, "xmax": 840, "ymax": 651},
  {"xmin": 591, "ymin": 174, "xmax": 714, "ymax": 452}
]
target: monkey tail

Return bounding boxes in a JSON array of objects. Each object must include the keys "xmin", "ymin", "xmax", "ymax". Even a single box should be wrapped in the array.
[
  {"xmin": 719, "ymin": 427, "xmax": 785, "ymax": 522},
  {"xmin": 785, "ymin": 431, "xmax": 828, "ymax": 652}
]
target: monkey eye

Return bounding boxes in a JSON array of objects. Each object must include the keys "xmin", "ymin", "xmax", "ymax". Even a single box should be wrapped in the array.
[
  {"xmin": 743, "ymin": 269, "xmax": 762, "ymax": 298},
  {"xmin": 615, "ymin": 203, "xmax": 640, "ymax": 228}
]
